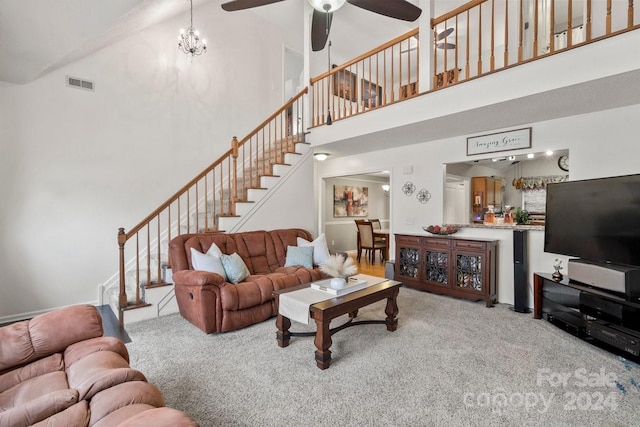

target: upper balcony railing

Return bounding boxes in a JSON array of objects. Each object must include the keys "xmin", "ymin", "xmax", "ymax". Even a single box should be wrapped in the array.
[
  {"xmin": 310, "ymin": 28, "xmax": 419, "ymax": 127},
  {"xmin": 310, "ymin": 0, "xmax": 639, "ymax": 126}
]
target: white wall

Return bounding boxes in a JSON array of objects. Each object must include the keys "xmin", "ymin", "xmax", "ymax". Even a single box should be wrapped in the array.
[
  {"xmin": 317, "ymin": 104, "xmax": 640, "ymax": 308},
  {"xmin": 0, "ymin": 2, "xmax": 290, "ymax": 321},
  {"xmin": 233, "ymin": 154, "xmax": 316, "ymax": 235}
]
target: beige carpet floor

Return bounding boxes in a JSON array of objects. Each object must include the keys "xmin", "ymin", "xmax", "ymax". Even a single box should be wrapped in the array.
[{"xmin": 125, "ymin": 287, "xmax": 640, "ymax": 427}]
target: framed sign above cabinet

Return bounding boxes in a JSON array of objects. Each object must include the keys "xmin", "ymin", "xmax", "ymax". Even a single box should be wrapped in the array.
[{"xmin": 467, "ymin": 127, "xmax": 532, "ymax": 156}]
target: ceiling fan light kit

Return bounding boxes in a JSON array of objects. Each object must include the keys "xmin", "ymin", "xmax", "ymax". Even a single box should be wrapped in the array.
[
  {"xmin": 308, "ymin": 0, "xmax": 346, "ymax": 13},
  {"xmin": 436, "ymin": 27, "xmax": 456, "ymax": 50}
]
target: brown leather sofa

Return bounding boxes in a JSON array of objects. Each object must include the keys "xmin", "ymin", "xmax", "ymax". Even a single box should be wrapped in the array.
[
  {"xmin": 169, "ymin": 229, "xmax": 328, "ymax": 333},
  {"xmin": 0, "ymin": 304, "xmax": 197, "ymax": 427}
]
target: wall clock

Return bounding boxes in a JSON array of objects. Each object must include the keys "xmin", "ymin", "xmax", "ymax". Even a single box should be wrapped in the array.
[{"xmin": 558, "ymin": 155, "xmax": 569, "ymax": 172}]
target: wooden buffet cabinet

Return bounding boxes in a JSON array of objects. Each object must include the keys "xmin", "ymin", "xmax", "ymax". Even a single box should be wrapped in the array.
[{"xmin": 395, "ymin": 234, "xmax": 498, "ymax": 307}]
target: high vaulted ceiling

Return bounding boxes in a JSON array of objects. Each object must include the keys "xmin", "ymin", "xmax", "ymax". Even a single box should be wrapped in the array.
[
  {"xmin": 0, "ymin": 0, "xmax": 209, "ymax": 84},
  {"xmin": 0, "ymin": 0, "xmax": 453, "ymax": 85}
]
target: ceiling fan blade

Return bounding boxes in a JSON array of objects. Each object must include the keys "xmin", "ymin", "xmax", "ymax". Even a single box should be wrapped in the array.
[
  {"xmin": 437, "ymin": 43, "xmax": 456, "ymax": 50},
  {"xmin": 346, "ymin": 0, "xmax": 422, "ymax": 21},
  {"xmin": 221, "ymin": 0, "xmax": 286, "ymax": 12},
  {"xmin": 311, "ymin": 9, "xmax": 333, "ymax": 52},
  {"xmin": 437, "ymin": 27, "xmax": 454, "ymax": 41}
]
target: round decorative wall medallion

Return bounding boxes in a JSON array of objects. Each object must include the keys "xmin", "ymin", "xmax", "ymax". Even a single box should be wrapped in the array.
[
  {"xmin": 417, "ymin": 189, "xmax": 431, "ymax": 204},
  {"xmin": 402, "ymin": 181, "xmax": 416, "ymax": 196}
]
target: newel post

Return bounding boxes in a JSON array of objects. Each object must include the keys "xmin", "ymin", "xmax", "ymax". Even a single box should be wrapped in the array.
[
  {"xmin": 117, "ymin": 228, "xmax": 127, "ymax": 326},
  {"xmin": 231, "ymin": 136, "xmax": 239, "ymax": 214}
]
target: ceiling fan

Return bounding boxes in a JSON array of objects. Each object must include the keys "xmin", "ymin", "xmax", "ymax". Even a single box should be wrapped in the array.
[
  {"xmin": 221, "ymin": 0, "xmax": 422, "ymax": 51},
  {"xmin": 399, "ymin": 27, "xmax": 454, "ymax": 54},
  {"xmin": 436, "ymin": 27, "xmax": 455, "ymax": 50}
]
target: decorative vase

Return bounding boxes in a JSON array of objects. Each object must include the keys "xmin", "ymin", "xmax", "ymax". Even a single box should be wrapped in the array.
[
  {"xmin": 552, "ymin": 259, "xmax": 563, "ymax": 281},
  {"xmin": 504, "ymin": 205, "xmax": 513, "ymax": 224},
  {"xmin": 484, "ymin": 205, "xmax": 495, "ymax": 224},
  {"xmin": 330, "ymin": 277, "xmax": 346, "ymax": 289}
]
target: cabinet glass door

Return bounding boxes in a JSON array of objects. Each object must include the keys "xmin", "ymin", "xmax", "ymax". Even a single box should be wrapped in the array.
[
  {"xmin": 455, "ymin": 253, "xmax": 483, "ymax": 291},
  {"xmin": 398, "ymin": 247, "xmax": 420, "ymax": 278},
  {"xmin": 425, "ymin": 250, "xmax": 448, "ymax": 286}
]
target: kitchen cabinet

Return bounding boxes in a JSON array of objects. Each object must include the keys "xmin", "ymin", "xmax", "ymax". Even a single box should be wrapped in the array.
[
  {"xmin": 395, "ymin": 234, "xmax": 498, "ymax": 307},
  {"xmin": 471, "ymin": 177, "xmax": 503, "ymax": 222}
]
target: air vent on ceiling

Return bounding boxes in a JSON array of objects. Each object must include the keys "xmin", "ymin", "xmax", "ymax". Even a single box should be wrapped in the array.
[{"xmin": 66, "ymin": 76, "xmax": 94, "ymax": 91}]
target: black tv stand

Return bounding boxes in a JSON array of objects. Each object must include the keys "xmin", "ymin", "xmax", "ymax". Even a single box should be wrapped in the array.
[{"xmin": 534, "ymin": 273, "xmax": 640, "ymax": 361}]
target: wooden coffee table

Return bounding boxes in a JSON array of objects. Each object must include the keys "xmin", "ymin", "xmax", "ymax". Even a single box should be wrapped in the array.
[{"xmin": 273, "ymin": 279, "xmax": 402, "ymax": 370}]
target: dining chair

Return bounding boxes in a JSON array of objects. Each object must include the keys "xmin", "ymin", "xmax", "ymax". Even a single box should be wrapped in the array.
[
  {"xmin": 354, "ymin": 219, "xmax": 367, "ymax": 261},
  {"xmin": 368, "ymin": 218, "xmax": 387, "ymax": 248},
  {"xmin": 356, "ymin": 220, "xmax": 386, "ymax": 263}
]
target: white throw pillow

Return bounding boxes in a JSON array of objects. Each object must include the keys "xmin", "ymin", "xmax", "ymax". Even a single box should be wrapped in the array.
[
  {"xmin": 206, "ymin": 242, "xmax": 223, "ymax": 258},
  {"xmin": 297, "ymin": 233, "xmax": 331, "ymax": 265},
  {"xmin": 190, "ymin": 247, "xmax": 227, "ymax": 280}
]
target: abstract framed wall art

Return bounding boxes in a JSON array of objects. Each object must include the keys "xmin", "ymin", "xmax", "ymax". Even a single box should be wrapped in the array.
[{"xmin": 333, "ymin": 185, "xmax": 368, "ymax": 217}]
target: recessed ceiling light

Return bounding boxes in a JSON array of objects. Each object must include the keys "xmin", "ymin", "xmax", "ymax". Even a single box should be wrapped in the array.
[
  {"xmin": 314, "ymin": 153, "xmax": 329, "ymax": 161},
  {"xmin": 546, "ymin": 150, "xmax": 554, "ymax": 156},
  {"xmin": 527, "ymin": 153, "xmax": 535, "ymax": 159}
]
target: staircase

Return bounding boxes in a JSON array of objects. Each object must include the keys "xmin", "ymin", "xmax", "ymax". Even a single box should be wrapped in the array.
[{"xmin": 106, "ymin": 89, "xmax": 309, "ymax": 325}]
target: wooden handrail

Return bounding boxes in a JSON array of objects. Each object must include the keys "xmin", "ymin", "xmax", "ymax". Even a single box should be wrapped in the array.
[
  {"xmin": 432, "ymin": 0, "xmax": 486, "ymax": 26},
  {"xmin": 310, "ymin": 28, "xmax": 419, "ymax": 84},
  {"xmin": 123, "ymin": 148, "xmax": 234, "ymax": 239},
  {"xmin": 309, "ymin": 27, "xmax": 419, "ymax": 126},
  {"xmin": 122, "ymin": 90, "xmax": 308, "ymax": 240},
  {"xmin": 236, "ymin": 87, "xmax": 308, "ymax": 146}
]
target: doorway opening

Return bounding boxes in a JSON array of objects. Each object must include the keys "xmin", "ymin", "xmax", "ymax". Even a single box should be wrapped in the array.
[{"xmin": 321, "ymin": 171, "xmax": 390, "ymax": 255}]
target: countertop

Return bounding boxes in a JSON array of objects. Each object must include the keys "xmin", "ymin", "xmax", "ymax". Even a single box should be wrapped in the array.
[
  {"xmin": 395, "ymin": 232, "xmax": 499, "ymax": 242},
  {"xmin": 395, "ymin": 224, "xmax": 545, "ymax": 240},
  {"xmin": 451, "ymin": 223, "xmax": 545, "ymax": 231}
]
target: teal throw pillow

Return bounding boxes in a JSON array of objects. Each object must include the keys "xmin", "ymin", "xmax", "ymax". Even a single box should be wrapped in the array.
[
  {"xmin": 284, "ymin": 245, "xmax": 314, "ymax": 269},
  {"xmin": 220, "ymin": 252, "xmax": 251, "ymax": 284}
]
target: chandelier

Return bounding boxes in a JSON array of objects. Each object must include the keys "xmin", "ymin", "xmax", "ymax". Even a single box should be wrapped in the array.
[{"xmin": 178, "ymin": 0, "xmax": 207, "ymax": 57}]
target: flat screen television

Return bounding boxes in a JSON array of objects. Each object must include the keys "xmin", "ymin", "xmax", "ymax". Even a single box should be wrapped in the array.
[{"xmin": 544, "ymin": 174, "xmax": 640, "ymax": 267}]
